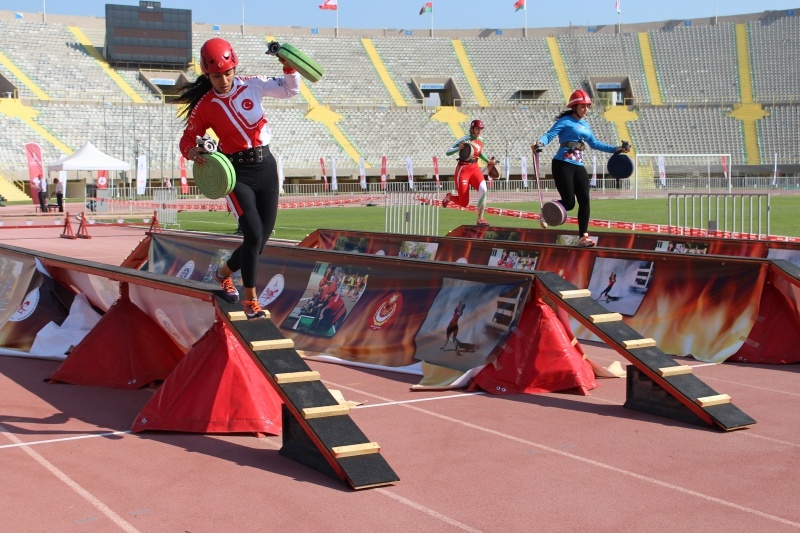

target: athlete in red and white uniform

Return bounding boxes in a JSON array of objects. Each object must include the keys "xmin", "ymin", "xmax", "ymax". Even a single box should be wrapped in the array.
[
  {"xmin": 177, "ymin": 37, "xmax": 300, "ymax": 319},
  {"xmin": 441, "ymin": 119, "xmax": 495, "ymax": 226}
]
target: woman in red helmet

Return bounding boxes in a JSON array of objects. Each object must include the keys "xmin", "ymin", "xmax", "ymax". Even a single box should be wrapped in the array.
[
  {"xmin": 533, "ymin": 89, "xmax": 629, "ymax": 247},
  {"xmin": 442, "ymin": 119, "xmax": 497, "ymax": 226},
  {"xmin": 176, "ymin": 37, "xmax": 300, "ymax": 319}
]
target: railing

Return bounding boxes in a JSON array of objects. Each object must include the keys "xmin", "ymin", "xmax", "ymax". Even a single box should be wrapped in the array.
[{"xmin": 667, "ymin": 193, "xmax": 771, "ymax": 239}]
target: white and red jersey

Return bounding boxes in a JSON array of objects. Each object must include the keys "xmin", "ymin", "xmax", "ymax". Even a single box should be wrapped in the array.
[{"xmin": 179, "ymin": 72, "xmax": 300, "ymax": 158}]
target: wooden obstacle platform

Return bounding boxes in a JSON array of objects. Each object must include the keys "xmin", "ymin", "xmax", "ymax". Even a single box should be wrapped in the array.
[
  {"xmin": 216, "ymin": 295, "xmax": 399, "ymax": 489},
  {"xmin": 534, "ymin": 271, "xmax": 756, "ymax": 431}
]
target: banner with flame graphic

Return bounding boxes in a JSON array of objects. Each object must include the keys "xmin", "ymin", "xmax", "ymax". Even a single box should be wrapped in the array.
[{"xmin": 302, "ymin": 229, "xmax": 800, "ymax": 364}]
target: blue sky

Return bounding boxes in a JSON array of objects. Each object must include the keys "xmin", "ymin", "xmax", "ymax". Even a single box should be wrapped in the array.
[{"xmin": 4, "ymin": 1, "xmax": 798, "ymax": 30}]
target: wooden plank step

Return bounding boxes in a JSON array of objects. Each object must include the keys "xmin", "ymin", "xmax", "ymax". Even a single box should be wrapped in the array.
[
  {"xmin": 251, "ymin": 338, "xmax": 295, "ymax": 351},
  {"xmin": 696, "ymin": 394, "xmax": 731, "ymax": 407},
  {"xmin": 302, "ymin": 405, "xmax": 350, "ymax": 419},
  {"xmin": 227, "ymin": 310, "xmax": 271, "ymax": 321},
  {"xmin": 332, "ymin": 442, "xmax": 381, "ymax": 458},
  {"xmin": 658, "ymin": 365, "xmax": 693, "ymax": 377},
  {"xmin": 558, "ymin": 289, "xmax": 592, "ymax": 299},
  {"xmin": 622, "ymin": 338, "xmax": 657, "ymax": 349},
  {"xmin": 589, "ymin": 312, "xmax": 623, "ymax": 323},
  {"xmin": 275, "ymin": 371, "xmax": 321, "ymax": 384}
]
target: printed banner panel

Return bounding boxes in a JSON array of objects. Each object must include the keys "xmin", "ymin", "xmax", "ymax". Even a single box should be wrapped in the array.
[
  {"xmin": 448, "ymin": 226, "xmax": 800, "ymax": 266},
  {"xmin": 147, "ymin": 234, "xmax": 532, "ymax": 371},
  {"xmin": 303, "ymin": 229, "xmax": 783, "ymax": 363}
]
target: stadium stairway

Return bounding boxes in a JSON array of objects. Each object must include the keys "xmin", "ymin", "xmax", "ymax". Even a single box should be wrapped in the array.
[
  {"xmin": 728, "ymin": 23, "xmax": 769, "ymax": 165},
  {"xmin": 452, "ymin": 39, "xmax": 489, "ymax": 108},
  {"xmin": 545, "ymin": 37, "xmax": 571, "ymax": 102},
  {"xmin": 637, "ymin": 32, "xmax": 663, "ymax": 105},
  {"xmin": 0, "ymin": 50, "xmax": 49, "ymax": 100},
  {"xmin": 360, "ymin": 38, "xmax": 407, "ymax": 107},
  {"xmin": 69, "ymin": 26, "xmax": 145, "ymax": 103},
  {"xmin": 0, "ymin": 99, "xmax": 72, "ymax": 155},
  {"xmin": 0, "ymin": 171, "xmax": 29, "ymax": 202}
]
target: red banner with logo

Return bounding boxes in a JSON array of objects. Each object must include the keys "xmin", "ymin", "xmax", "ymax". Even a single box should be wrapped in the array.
[
  {"xmin": 433, "ymin": 156, "xmax": 440, "ymax": 186},
  {"xmin": 24, "ymin": 143, "xmax": 44, "ymax": 205},
  {"xmin": 180, "ymin": 157, "xmax": 189, "ymax": 194},
  {"xmin": 96, "ymin": 169, "xmax": 108, "ymax": 189},
  {"xmin": 380, "ymin": 156, "xmax": 387, "ymax": 190}
]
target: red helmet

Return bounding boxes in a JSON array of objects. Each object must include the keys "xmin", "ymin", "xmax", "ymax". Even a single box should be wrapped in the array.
[
  {"xmin": 470, "ymin": 119, "xmax": 484, "ymax": 131},
  {"xmin": 567, "ymin": 89, "xmax": 592, "ymax": 108},
  {"xmin": 200, "ymin": 38, "xmax": 238, "ymax": 74}
]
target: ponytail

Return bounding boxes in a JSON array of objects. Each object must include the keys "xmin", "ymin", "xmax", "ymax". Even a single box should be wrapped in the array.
[
  {"xmin": 553, "ymin": 108, "xmax": 573, "ymax": 122},
  {"xmin": 175, "ymin": 75, "xmax": 212, "ymax": 121}
]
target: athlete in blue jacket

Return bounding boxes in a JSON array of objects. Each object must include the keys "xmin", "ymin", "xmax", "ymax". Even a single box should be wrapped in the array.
[{"xmin": 533, "ymin": 89, "xmax": 629, "ymax": 246}]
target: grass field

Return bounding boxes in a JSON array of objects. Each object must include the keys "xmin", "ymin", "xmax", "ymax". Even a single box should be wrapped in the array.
[{"xmin": 175, "ymin": 196, "xmax": 800, "ymax": 242}]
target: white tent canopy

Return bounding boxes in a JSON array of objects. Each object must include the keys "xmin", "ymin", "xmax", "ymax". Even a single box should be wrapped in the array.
[{"xmin": 47, "ymin": 141, "xmax": 130, "ymax": 172}]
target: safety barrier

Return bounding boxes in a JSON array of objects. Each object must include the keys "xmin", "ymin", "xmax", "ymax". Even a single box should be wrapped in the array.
[{"xmin": 667, "ymin": 193, "xmax": 771, "ymax": 239}]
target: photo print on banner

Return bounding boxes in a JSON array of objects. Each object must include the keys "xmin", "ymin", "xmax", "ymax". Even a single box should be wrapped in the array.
[{"xmin": 282, "ymin": 262, "xmax": 370, "ymax": 337}]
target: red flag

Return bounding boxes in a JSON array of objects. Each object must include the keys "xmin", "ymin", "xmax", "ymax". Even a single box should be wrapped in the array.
[
  {"xmin": 432, "ymin": 156, "xmax": 440, "ymax": 186},
  {"xmin": 180, "ymin": 156, "xmax": 189, "ymax": 194},
  {"xmin": 320, "ymin": 157, "xmax": 328, "ymax": 191},
  {"xmin": 97, "ymin": 169, "xmax": 108, "ymax": 189},
  {"xmin": 514, "ymin": 0, "xmax": 525, "ymax": 11},
  {"xmin": 380, "ymin": 156, "xmax": 387, "ymax": 191},
  {"xmin": 25, "ymin": 142, "xmax": 44, "ymax": 205},
  {"xmin": 319, "ymin": 0, "xmax": 338, "ymax": 10}
]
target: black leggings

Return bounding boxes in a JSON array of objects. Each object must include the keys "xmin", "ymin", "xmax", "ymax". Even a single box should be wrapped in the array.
[
  {"xmin": 552, "ymin": 159, "xmax": 591, "ymax": 235},
  {"xmin": 225, "ymin": 149, "xmax": 280, "ymax": 289}
]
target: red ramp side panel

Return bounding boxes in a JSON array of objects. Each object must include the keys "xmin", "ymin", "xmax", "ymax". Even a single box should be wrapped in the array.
[
  {"xmin": 49, "ymin": 297, "xmax": 183, "ymax": 388},
  {"xmin": 132, "ymin": 321, "xmax": 283, "ymax": 435},
  {"xmin": 471, "ymin": 296, "xmax": 597, "ymax": 395},
  {"xmin": 732, "ymin": 281, "xmax": 800, "ymax": 364}
]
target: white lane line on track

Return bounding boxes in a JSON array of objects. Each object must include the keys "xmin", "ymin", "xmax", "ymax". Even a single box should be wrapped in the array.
[
  {"xmin": 353, "ymin": 391, "xmax": 486, "ymax": 408},
  {"xmin": 0, "ymin": 430, "xmax": 131, "ymax": 450},
  {"xmin": 0, "ymin": 423, "xmax": 140, "ymax": 532},
  {"xmin": 252, "ymin": 432, "xmax": 483, "ymax": 532},
  {"xmin": 326, "ymin": 380, "xmax": 800, "ymax": 529}
]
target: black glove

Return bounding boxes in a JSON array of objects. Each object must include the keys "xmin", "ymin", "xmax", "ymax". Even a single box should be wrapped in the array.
[{"xmin": 532, "ymin": 141, "xmax": 544, "ymax": 153}]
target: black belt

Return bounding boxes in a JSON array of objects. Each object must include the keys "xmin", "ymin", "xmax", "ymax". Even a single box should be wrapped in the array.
[
  {"xmin": 458, "ymin": 158, "xmax": 478, "ymax": 164},
  {"xmin": 224, "ymin": 145, "xmax": 269, "ymax": 163},
  {"xmin": 560, "ymin": 142, "xmax": 587, "ymax": 150}
]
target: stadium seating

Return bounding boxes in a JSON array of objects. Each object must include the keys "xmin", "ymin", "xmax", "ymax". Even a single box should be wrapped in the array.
[{"xmin": 0, "ymin": 9, "xmax": 798, "ymax": 181}]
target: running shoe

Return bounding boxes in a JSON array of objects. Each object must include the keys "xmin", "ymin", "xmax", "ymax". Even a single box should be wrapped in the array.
[
  {"xmin": 477, "ymin": 218, "xmax": 490, "ymax": 226},
  {"xmin": 539, "ymin": 218, "xmax": 548, "ymax": 229},
  {"xmin": 242, "ymin": 299, "xmax": 267, "ymax": 320},
  {"xmin": 441, "ymin": 193, "xmax": 452, "ymax": 208},
  {"xmin": 215, "ymin": 269, "xmax": 239, "ymax": 303},
  {"xmin": 577, "ymin": 234, "xmax": 596, "ymax": 247}
]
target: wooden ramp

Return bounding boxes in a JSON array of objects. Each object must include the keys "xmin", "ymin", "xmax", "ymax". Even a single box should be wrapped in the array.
[
  {"xmin": 215, "ymin": 296, "xmax": 399, "ymax": 489},
  {"xmin": 534, "ymin": 271, "xmax": 756, "ymax": 431}
]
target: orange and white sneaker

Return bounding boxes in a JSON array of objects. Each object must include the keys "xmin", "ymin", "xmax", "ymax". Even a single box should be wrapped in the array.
[
  {"xmin": 441, "ymin": 193, "xmax": 452, "ymax": 208},
  {"xmin": 215, "ymin": 270, "xmax": 239, "ymax": 303},
  {"xmin": 577, "ymin": 233, "xmax": 596, "ymax": 247},
  {"xmin": 477, "ymin": 218, "xmax": 490, "ymax": 226},
  {"xmin": 242, "ymin": 299, "xmax": 267, "ymax": 320}
]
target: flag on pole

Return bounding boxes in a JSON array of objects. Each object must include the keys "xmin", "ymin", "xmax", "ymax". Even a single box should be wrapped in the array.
[
  {"xmin": 590, "ymin": 155, "xmax": 597, "ymax": 187},
  {"xmin": 278, "ymin": 154, "xmax": 285, "ymax": 193},
  {"xmin": 419, "ymin": 2, "xmax": 432, "ymax": 15},
  {"xmin": 520, "ymin": 156, "xmax": 528, "ymax": 188},
  {"xmin": 331, "ymin": 157, "xmax": 338, "ymax": 191},
  {"xmin": 772, "ymin": 153, "xmax": 778, "ymax": 186},
  {"xmin": 405, "ymin": 156, "xmax": 414, "ymax": 190},
  {"xmin": 432, "ymin": 156, "xmax": 440, "ymax": 186},
  {"xmin": 319, "ymin": 0, "xmax": 338, "ymax": 10},
  {"xmin": 320, "ymin": 157, "xmax": 328, "ymax": 191},
  {"xmin": 615, "ymin": 0, "xmax": 621, "ymax": 14},
  {"xmin": 180, "ymin": 156, "xmax": 189, "ymax": 194},
  {"xmin": 514, "ymin": 0, "xmax": 525, "ymax": 11},
  {"xmin": 657, "ymin": 156, "xmax": 666, "ymax": 187},
  {"xmin": 14, "ymin": 12, "xmax": 24, "ymax": 20},
  {"xmin": 380, "ymin": 156, "xmax": 387, "ymax": 190},
  {"xmin": 359, "ymin": 157, "xmax": 367, "ymax": 190},
  {"xmin": 97, "ymin": 169, "xmax": 108, "ymax": 190}
]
